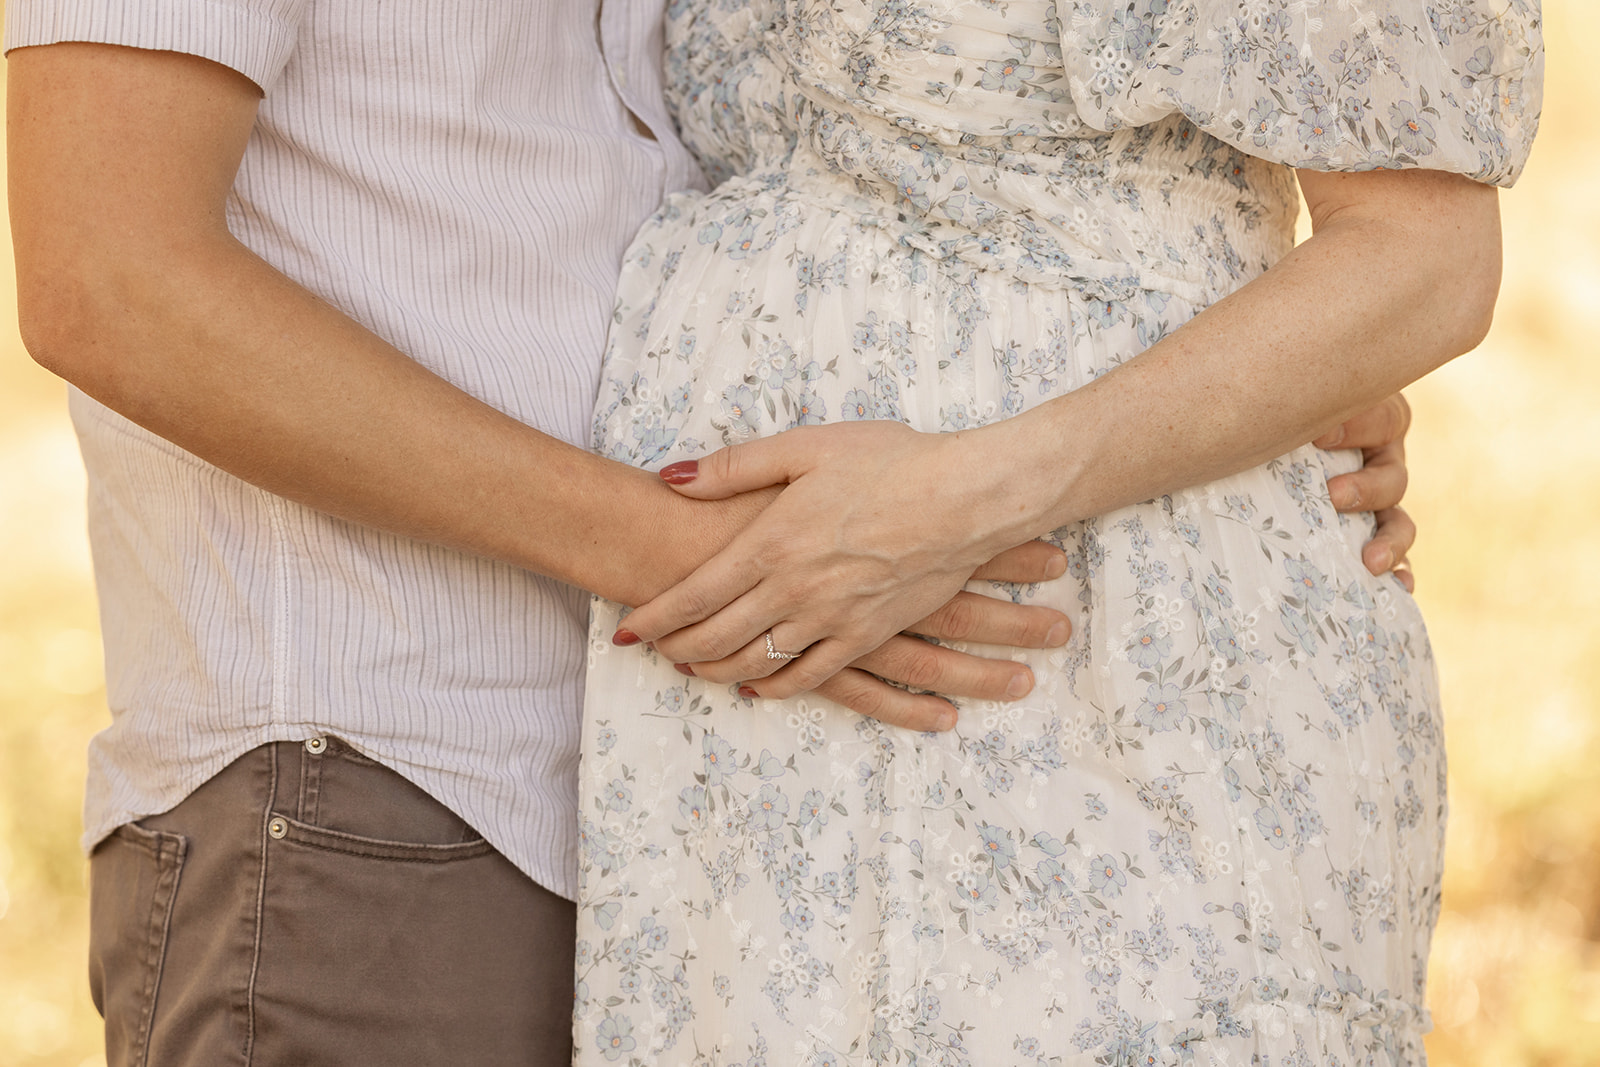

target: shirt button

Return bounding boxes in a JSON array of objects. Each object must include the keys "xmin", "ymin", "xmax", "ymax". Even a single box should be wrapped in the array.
[
  {"xmin": 267, "ymin": 817, "xmax": 289, "ymax": 840},
  {"xmin": 304, "ymin": 736, "xmax": 327, "ymax": 755}
]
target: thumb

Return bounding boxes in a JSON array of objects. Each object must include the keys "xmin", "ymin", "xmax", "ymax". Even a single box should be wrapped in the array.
[{"xmin": 657, "ymin": 434, "xmax": 811, "ymax": 499}]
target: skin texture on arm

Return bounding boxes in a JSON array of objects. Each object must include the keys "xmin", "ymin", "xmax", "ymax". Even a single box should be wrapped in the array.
[
  {"xmin": 6, "ymin": 41, "xmax": 1078, "ymax": 731},
  {"xmin": 625, "ymin": 167, "xmax": 1497, "ymax": 692}
]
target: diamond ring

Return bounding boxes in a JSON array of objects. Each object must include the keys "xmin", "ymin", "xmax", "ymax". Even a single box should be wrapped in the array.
[{"xmin": 764, "ymin": 632, "xmax": 804, "ymax": 661}]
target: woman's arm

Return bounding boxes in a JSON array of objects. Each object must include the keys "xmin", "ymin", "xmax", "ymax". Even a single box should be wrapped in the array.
[{"xmin": 620, "ymin": 168, "xmax": 1497, "ymax": 693}]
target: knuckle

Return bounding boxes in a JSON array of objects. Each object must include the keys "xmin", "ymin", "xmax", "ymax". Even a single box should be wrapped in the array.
[
  {"xmin": 763, "ymin": 673, "xmax": 803, "ymax": 699},
  {"xmin": 901, "ymin": 645, "xmax": 947, "ymax": 689},
  {"xmin": 1394, "ymin": 392, "xmax": 1412, "ymax": 433},
  {"xmin": 711, "ymin": 445, "xmax": 739, "ymax": 481},
  {"xmin": 677, "ymin": 587, "xmax": 715, "ymax": 622},
  {"xmin": 844, "ymin": 682, "xmax": 890, "ymax": 720},
  {"xmin": 1393, "ymin": 464, "xmax": 1409, "ymax": 499},
  {"xmin": 934, "ymin": 595, "xmax": 980, "ymax": 642},
  {"xmin": 689, "ymin": 661, "xmax": 735, "ymax": 684},
  {"xmin": 789, "ymin": 660, "xmax": 833, "ymax": 695},
  {"xmin": 684, "ymin": 631, "xmax": 731, "ymax": 663}
]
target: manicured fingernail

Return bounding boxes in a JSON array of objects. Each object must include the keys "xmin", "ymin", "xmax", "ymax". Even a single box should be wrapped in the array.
[
  {"xmin": 1371, "ymin": 547, "xmax": 1394, "ymax": 574},
  {"xmin": 937, "ymin": 708, "xmax": 958, "ymax": 731},
  {"xmin": 612, "ymin": 629, "xmax": 641, "ymax": 646},
  {"xmin": 1045, "ymin": 621, "xmax": 1069, "ymax": 647},
  {"xmin": 1331, "ymin": 483, "xmax": 1359, "ymax": 509},
  {"xmin": 738, "ymin": 686, "xmax": 759, "ymax": 700},
  {"xmin": 1044, "ymin": 554, "xmax": 1067, "ymax": 579},
  {"xmin": 674, "ymin": 663, "xmax": 695, "ymax": 677},
  {"xmin": 660, "ymin": 460, "xmax": 699, "ymax": 485},
  {"xmin": 1006, "ymin": 671, "xmax": 1033, "ymax": 699},
  {"xmin": 1319, "ymin": 427, "xmax": 1345, "ymax": 448}
]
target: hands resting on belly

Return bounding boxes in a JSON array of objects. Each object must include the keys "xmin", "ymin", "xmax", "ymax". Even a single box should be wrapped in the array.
[{"xmin": 613, "ymin": 392, "xmax": 1416, "ymax": 733}]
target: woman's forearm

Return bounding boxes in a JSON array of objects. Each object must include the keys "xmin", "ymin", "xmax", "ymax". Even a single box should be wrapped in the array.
[
  {"xmin": 612, "ymin": 168, "xmax": 1499, "ymax": 685},
  {"xmin": 988, "ymin": 168, "xmax": 1501, "ymax": 542}
]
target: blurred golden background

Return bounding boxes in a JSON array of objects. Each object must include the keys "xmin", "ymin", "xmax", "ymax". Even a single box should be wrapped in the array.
[{"xmin": 1, "ymin": 3, "xmax": 1595, "ymax": 1064}]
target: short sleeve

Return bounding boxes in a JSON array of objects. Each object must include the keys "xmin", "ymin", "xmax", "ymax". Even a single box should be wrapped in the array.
[
  {"xmin": 1056, "ymin": 0, "xmax": 1544, "ymax": 186},
  {"xmin": 4, "ymin": 0, "xmax": 309, "ymax": 92}
]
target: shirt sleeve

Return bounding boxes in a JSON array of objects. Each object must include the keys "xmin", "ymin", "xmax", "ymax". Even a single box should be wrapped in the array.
[
  {"xmin": 1055, "ymin": 0, "xmax": 1544, "ymax": 187},
  {"xmin": 4, "ymin": 0, "xmax": 309, "ymax": 92}
]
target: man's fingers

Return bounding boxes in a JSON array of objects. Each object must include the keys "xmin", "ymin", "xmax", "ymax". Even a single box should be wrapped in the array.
[
  {"xmin": 801, "ymin": 668, "xmax": 958, "ymax": 732},
  {"xmin": 1362, "ymin": 506, "xmax": 1417, "ymax": 579},
  {"xmin": 1314, "ymin": 392, "xmax": 1411, "ymax": 450},
  {"xmin": 852, "ymin": 635, "xmax": 1033, "ymax": 702},
  {"xmin": 1328, "ymin": 440, "xmax": 1408, "ymax": 512},
  {"xmin": 905, "ymin": 590, "xmax": 1070, "ymax": 649},
  {"xmin": 968, "ymin": 540, "xmax": 1068, "ymax": 583}
]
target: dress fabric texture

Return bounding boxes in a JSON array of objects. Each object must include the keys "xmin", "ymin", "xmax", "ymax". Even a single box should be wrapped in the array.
[{"xmin": 575, "ymin": 1, "xmax": 1541, "ymax": 1064}]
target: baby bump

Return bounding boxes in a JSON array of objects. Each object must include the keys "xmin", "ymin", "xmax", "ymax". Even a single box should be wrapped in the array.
[
  {"xmin": 591, "ymin": 173, "xmax": 1203, "ymax": 469},
  {"xmin": 591, "ymin": 167, "xmax": 1445, "ymax": 939}
]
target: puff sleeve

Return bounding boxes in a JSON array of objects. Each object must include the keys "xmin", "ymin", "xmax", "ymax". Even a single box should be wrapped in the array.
[{"xmin": 1057, "ymin": 0, "xmax": 1544, "ymax": 186}]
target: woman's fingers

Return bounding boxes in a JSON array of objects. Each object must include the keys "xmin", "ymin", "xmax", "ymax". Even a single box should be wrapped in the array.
[
  {"xmin": 657, "ymin": 428, "xmax": 822, "ymax": 499},
  {"xmin": 1328, "ymin": 437, "xmax": 1409, "ymax": 512},
  {"xmin": 1362, "ymin": 506, "xmax": 1418, "ymax": 583},
  {"xmin": 1313, "ymin": 392, "xmax": 1411, "ymax": 450},
  {"xmin": 615, "ymin": 540, "xmax": 766, "ymax": 651},
  {"xmin": 903, "ymin": 590, "xmax": 1070, "ymax": 649},
  {"xmin": 674, "ymin": 623, "xmax": 816, "ymax": 685},
  {"xmin": 687, "ymin": 631, "xmax": 1038, "ymax": 704}
]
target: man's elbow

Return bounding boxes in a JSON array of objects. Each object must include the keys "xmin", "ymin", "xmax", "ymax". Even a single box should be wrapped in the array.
[{"xmin": 15, "ymin": 255, "xmax": 129, "ymax": 388}]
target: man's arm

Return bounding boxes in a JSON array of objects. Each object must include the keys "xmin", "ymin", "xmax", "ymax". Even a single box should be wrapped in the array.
[{"xmin": 8, "ymin": 42, "xmax": 1074, "ymax": 729}]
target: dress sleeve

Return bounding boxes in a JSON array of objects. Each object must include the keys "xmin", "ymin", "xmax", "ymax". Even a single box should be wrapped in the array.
[
  {"xmin": 1056, "ymin": 0, "xmax": 1544, "ymax": 186},
  {"xmin": 4, "ymin": 0, "xmax": 309, "ymax": 92}
]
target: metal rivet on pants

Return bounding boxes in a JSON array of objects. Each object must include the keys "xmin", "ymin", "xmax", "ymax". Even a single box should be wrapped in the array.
[
  {"xmin": 267, "ymin": 817, "xmax": 288, "ymax": 840},
  {"xmin": 304, "ymin": 736, "xmax": 327, "ymax": 755}
]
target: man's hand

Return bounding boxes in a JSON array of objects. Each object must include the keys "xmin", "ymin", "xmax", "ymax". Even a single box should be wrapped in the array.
[{"xmin": 1317, "ymin": 392, "xmax": 1417, "ymax": 592}]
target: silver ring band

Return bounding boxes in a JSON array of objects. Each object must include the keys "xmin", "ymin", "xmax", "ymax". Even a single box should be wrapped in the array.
[{"xmin": 765, "ymin": 632, "xmax": 804, "ymax": 661}]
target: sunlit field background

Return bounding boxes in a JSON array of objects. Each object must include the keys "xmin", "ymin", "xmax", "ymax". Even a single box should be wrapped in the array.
[{"xmin": 1, "ymin": 4, "xmax": 1595, "ymax": 1064}]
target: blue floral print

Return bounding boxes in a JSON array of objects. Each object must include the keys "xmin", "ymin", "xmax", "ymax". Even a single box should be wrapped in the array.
[{"xmin": 576, "ymin": 0, "xmax": 1540, "ymax": 1064}]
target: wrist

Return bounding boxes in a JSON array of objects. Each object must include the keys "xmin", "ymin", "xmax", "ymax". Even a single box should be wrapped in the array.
[
  {"xmin": 586, "ymin": 473, "xmax": 779, "ymax": 606},
  {"xmin": 960, "ymin": 407, "xmax": 1085, "ymax": 547}
]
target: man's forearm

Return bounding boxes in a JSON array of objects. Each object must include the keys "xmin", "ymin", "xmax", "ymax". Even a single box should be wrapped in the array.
[
  {"xmin": 8, "ymin": 44, "xmax": 761, "ymax": 608},
  {"xmin": 26, "ymin": 229, "xmax": 754, "ymax": 604}
]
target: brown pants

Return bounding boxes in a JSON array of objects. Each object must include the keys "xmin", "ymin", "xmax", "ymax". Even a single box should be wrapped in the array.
[{"xmin": 89, "ymin": 739, "xmax": 576, "ymax": 1067}]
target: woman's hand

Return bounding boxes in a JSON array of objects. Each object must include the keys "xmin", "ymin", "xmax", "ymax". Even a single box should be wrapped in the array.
[
  {"xmin": 1318, "ymin": 392, "xmax": 1418, "ymax": 592},
  {"xmin": 619, "ymin": 387, "xmax": 1420, "ymax": 699},
  {"xmin": 613, "ymin": 420, "xmax": 1044, "ymax": 701}
]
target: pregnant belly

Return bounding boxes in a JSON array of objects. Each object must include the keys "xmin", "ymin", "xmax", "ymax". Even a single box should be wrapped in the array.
[{"xmin": 592, "ymin": 173, "xmax": 1200, "ymax": 471}]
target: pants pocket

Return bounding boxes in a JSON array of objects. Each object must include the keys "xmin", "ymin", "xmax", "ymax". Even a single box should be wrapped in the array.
[
  {"xmin": 251, "ymin": 817, "xmax": 570, "ymax": 1065},
  {"xmin": 89, "ymin": 821, "xmax": 188, "ymax": 1067}
]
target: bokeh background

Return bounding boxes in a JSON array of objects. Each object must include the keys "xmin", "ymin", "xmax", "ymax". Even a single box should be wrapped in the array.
[{"xmin": 1, "ymin": 2, "xmax": 1595, "ymax": 1063}]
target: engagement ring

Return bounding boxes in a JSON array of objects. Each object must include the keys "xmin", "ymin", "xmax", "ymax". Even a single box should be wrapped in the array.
[{"xmin": 765, "ymin": 633, "xmax": 804, "ymax": 661}]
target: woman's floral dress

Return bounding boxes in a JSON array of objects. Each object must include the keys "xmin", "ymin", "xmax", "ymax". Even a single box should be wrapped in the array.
[{"xmin": 574, "ymin": 1, "xmax": 1542, "ymax": 1064}]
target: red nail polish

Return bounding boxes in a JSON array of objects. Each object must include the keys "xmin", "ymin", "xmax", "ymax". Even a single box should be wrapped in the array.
[
  {"xmin": 738, "ymin": 686, "xmax": 759, "ymax": 699},
  {"xmin": 674, "ymin": 663, "xmax": 695, "ymax": 677},
  {"xmin": 660, "ymin": 460, "xmax": 699, "ymax": 485},
  {"xmin": 612, "ymin": 629, "xmax": 641, "ymax": 646}
]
